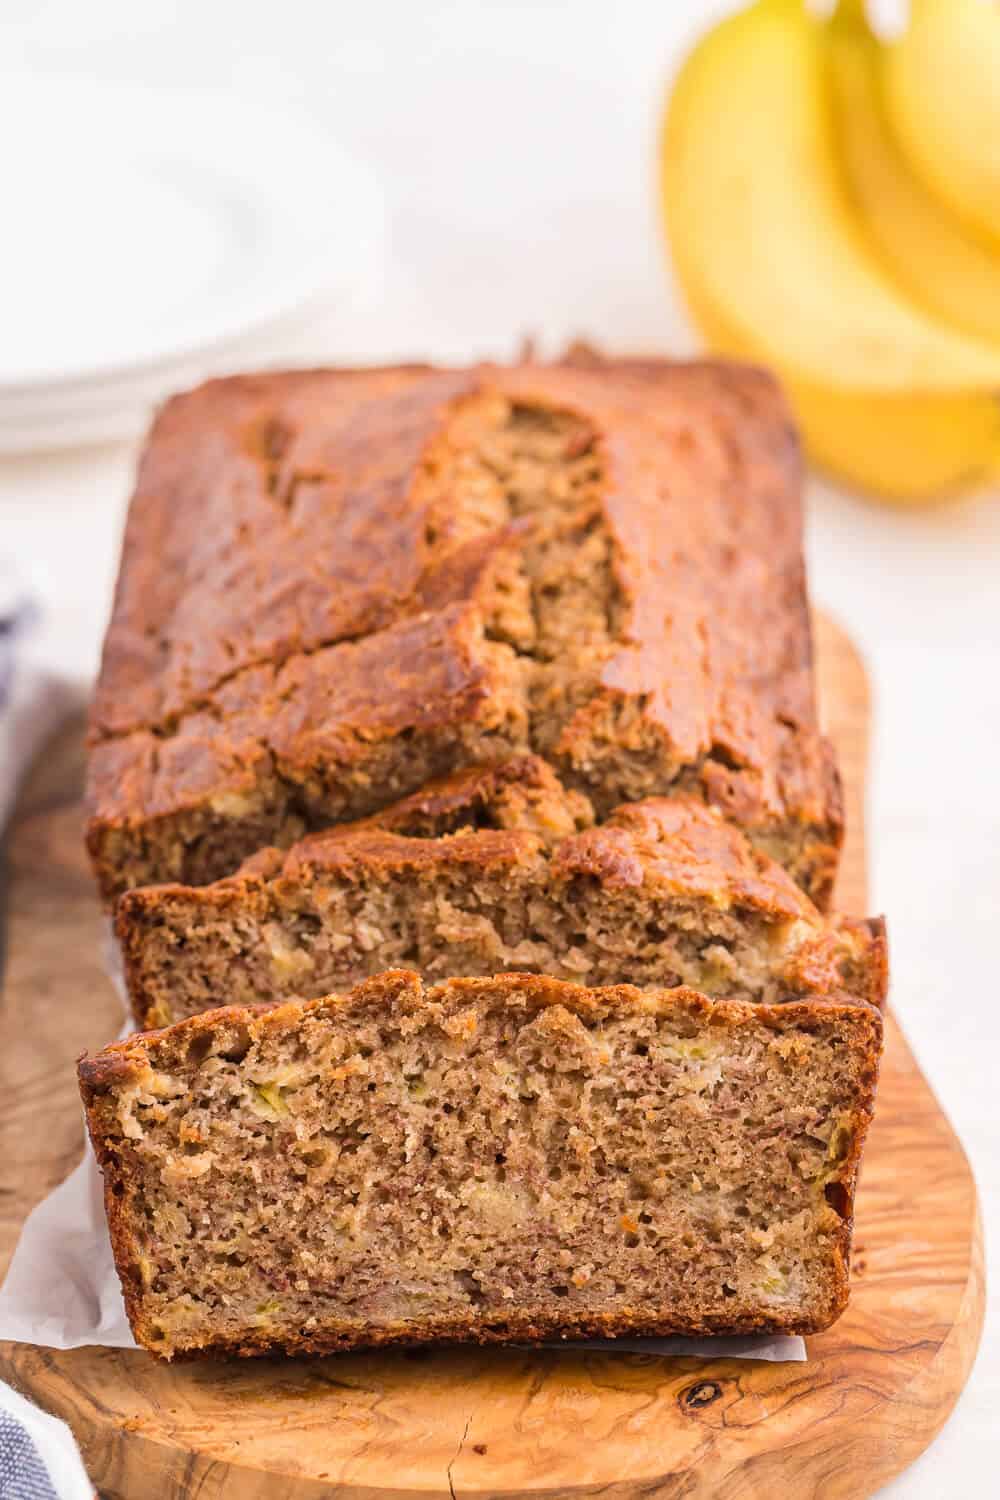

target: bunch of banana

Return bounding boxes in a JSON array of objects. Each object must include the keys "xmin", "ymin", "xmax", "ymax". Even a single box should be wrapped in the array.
[{"xmin": 659, "ymin": 0, "xmax": 1000, "ymax": 505}]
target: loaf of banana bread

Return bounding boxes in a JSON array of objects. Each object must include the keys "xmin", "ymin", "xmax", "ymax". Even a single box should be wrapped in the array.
[
  {"xmin": 86, "ymin": 356, "xmax": 842, "ymax": 907},
  {"xmin": 118, "ymin": 766, "xmax": 885, "ymax": 1030},
  {"xmin": 78, "ymin": 969, "xmax": 882, "ymax": 1360}
]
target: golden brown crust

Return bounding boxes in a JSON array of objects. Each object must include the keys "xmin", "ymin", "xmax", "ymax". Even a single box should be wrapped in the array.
[
  {"xmin": 784, "ymin": 915, "xmax": 889, "ymax": 1011},
  {"xmin": 88, "ymin": 365, "xmax": 458, "ymax": 739},
  {"xmin": 87, "ymin": 603, "xmax": 523, "ymax": 828},
  {"xmin": 79, "ymin": 971, "xmax": 882, "ymax": 1357},
  {"xmin": 554, "ymin": 798, "xmax": 816, "ymax": 916},
  {"xmin": 86, "ymin": 355, "xmax": 842, "ymax": 907}
]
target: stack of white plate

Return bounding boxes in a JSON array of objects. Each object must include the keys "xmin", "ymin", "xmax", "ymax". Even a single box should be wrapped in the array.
[{"xmin": 0, "ymin": 76, "xmax": 383, "ymax": 452}]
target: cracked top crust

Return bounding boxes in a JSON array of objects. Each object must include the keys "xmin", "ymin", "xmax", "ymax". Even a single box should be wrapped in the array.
[{"xmin": 87, "ymin": 355, "xmax": 842, "ymax": 906}]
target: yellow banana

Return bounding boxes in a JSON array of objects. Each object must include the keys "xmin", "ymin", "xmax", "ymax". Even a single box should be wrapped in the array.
[
  {"xmin": 828, "ymin": 0, "xmax": 1000, "ymax": 344},
  {"xmin": 659, "ymin": 0, "xmax": 1000, "ymax": 502},
  {"xmin": 886, "ymin": 0, "xmax": 1000, "ymax": 249},
  {"xmin": 680, "ymin": 276, "xmax": 1000, "ymax": 505}
]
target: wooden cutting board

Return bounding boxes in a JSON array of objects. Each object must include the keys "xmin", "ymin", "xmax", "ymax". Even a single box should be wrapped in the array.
[{"xmin": 0, "ymin": 615, "xmax": 984, "ymax": 1500}]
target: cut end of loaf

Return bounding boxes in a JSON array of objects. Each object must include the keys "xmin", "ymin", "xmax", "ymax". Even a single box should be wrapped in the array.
[{"xmin": 79, "ymin": 971, "xmax": 882, "ymax": 1361}]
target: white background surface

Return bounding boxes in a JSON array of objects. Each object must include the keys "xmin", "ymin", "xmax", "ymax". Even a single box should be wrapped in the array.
[{"xmin": 1, "ymin": 2, "xmax": 997, "ymax": 1494}]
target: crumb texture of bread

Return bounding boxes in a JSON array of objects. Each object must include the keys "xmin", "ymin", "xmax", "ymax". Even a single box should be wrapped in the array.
[
  {"xmin": 86, "ymin": 358, "xmax": 841, "ymax": 907},
  {"xmin": 78, "ymin": 971, "xmax": 881, "ymax": 1360},
  {"xmin": 118, "ymin": 790, "xmax": 885, "ymax": 1030}
]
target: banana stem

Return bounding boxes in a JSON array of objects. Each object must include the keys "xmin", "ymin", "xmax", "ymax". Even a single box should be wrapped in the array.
[{"xmin": 832, "ymin": 0, "xmax": 868, "ymax": 25}]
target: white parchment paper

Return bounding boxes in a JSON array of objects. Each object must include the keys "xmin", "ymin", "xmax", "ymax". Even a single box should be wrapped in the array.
[{"xmin": 0, "ymin": 936, "xmax": 806, "ymax": 1362}]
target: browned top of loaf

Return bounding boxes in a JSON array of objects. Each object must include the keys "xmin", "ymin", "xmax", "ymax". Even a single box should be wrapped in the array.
[
  {"xmin": 78, "ymin": 967, "xmax": 884, "ymax": 1098},
  {"xmin": 87, "ymin": 354, "xmax": 836, "ymax": 843},
  {"xmin": 87, "ymin": 605, "xmax": 523, "ymax": 823}
]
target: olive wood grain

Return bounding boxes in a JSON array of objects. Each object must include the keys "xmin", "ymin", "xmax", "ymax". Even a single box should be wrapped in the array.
[{"xmin": 0, "ymin": 613, "xmax": 985, "ymax": 1499}]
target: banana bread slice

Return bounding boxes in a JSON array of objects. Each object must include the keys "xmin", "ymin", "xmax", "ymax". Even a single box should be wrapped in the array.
[
  {"xmin": 87, "ymin": 356, "xmax": 841, "ymax": 907},
  {"xmin": 118, "ymin": 788, "xmax": 885, "ymax": 1030},
  {"xmin": 79, "ymin": 969, "xmax": 881, "ymax": 1360}
]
